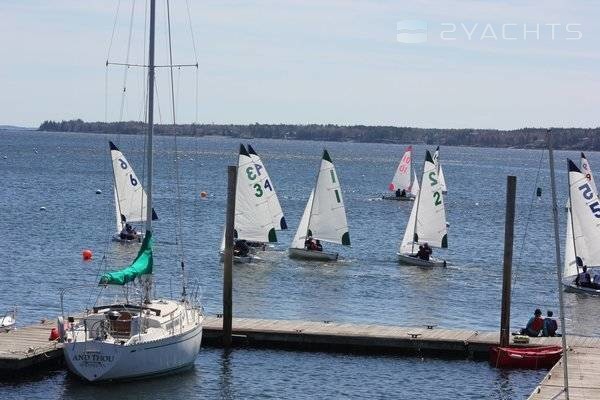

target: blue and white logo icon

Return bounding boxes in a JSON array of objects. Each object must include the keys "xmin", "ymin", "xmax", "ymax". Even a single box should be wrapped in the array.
[{"xmin": 397, "ymin": 20, "xmax": 428, "ymax": 43}]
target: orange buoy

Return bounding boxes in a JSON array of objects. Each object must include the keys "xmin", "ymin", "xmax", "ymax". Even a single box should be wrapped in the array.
[
  {"xmin": 200, "ymin": 191, "xmax": 208, "ymax": 198},
  {"xmin": 49, "ymin": 327, "xmax": 60, "ymax": 341},
  {"xmin": 82, "ymin": 249, "xmax": 93, "ymax": 261}
]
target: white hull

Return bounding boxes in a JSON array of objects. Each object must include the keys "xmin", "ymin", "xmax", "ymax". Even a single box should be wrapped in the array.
[
  {"xmin": 289, "ymin": 247, "xmax": 338, "ymax": 261},
  {"xmin": 382, "ymin": 194, "xmax": 414, "ymax": 201},
  {"xmin": 62, "ymin": 300, "xmax": 203, "ymax": 382},
  {"xmin": 562, "ymin": 275, "xmax": 600, "ymax": 295},
  {"xmin": 397, "ymin": 252, "xmax": 446, "ymax": 267},
  {"xmin": 219, "ymin": 251, "xmax": 255, "ymax": 264}
]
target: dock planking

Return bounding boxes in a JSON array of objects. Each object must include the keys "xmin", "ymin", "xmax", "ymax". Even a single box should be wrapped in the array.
[{"xmin": 2, "ymin": 314, "xmax": 600, "ymax": 398}]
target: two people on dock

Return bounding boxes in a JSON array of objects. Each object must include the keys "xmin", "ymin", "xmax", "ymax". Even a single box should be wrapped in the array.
[
  {"xmin": 119, "ymin": 223, "xmax": 138, "ymax": 241},
  {"xmin": 304, "ymin": 236, "xmax": 323, "ymax": 252},
  {"xmin": 520, "ymin": 309, "xmax": 558, "ymax": 337},
  {"xmin": 416, "ymin": 243, "xmax": 432, "ymax": 261}
]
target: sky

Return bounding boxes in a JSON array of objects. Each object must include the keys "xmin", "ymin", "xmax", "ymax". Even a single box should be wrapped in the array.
[{"xmin": 0, "ymin": 0, "xmax": 599, "ymax": 129}]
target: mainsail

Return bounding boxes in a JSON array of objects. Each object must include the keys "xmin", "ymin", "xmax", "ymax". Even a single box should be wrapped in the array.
[
  {"xmin": 290, "ymin": 150, "xmax": 350, "ymax": 248},
  {"xmin": 433, "ymin": 146, "xmax": 447, "ymax": 193},
  {"xmin": 99, "ymin": 231, "xmax": 153, "ymax": 285},
  {"xmin": 232, "ymin": 144, "xmax": 277, "ymax": 243},
  {"xmin": 389, "ymin": 146, "xmax": 412, "ymax": 192},
  {"xmin": 564, "ymin": 159, "xmax": 600, "ymax": 277},
  {"xmin": 400, "ymin": 150, "xmax": 448, "ymax": 253},
  {"xmin": 247, "ymin": 144, "xmax": 287, "ymax": 230},
  {"xmin": 110, "ymin": 141, "xmax": 157, "ymax": 233}
]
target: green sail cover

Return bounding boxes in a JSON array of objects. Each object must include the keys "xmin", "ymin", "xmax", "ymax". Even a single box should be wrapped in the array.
[{"xmin": 99, "ymin": 232, "xmax": 153, "ymax": 285}]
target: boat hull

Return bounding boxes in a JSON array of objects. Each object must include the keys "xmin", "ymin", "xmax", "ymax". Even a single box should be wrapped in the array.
[
  {"xmin": 111, "ymin": 232, "xmax": 143, "ymax": 244},
  {"xmin": 397, "ymin": 252, "xmax": 446, "ymax": 267},
  {"xmin": 562, "ymin": 275, "xmax": 600, "ymax": 295},
  {"xmin": 289, "ymin": 248, "xmax": 338, "ymax": 261},
  {"xmin": 489, "ymin": 346, "xmax": 562, "ymax": 369},
  {"xmin": 63, "ymin": 321, "xmax": 203, "ymax": 382},
  {"xmin": 219, "ymin": 251, "xmax": 254, "ymax": 264},
  {"xmin": 381, "ymin": 195, "xmax": 414, "ymax": 201}
]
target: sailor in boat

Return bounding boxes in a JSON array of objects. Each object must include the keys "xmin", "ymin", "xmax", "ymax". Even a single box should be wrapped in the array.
[
  {"xmin": 233, "ymin": 239, "xmax": 250, "ymax": 258},
  {"xmin": 315, "ymin": 240, "xmax": 323, "ymax": 251},
  {"xmin": 542, "ymin": 310, "xmax": 558, "ymax": 337},
  {"xmin": 119, "ymin": 223, "xmax": 138, "ymax": 241},
  {"xmin": 415, "ymin": 243, "xmax": 432, "ymax": 261},
  {"xmin": 575, "ymin": 265, "xmax": 592, "ymax": 288},
  {"xmin": 395, "ymin": 188, "xmax": 407, "ymax": 198},
  {"xmin": 519, "ymin": 308, "xmax": 544, "ymax": 337}
]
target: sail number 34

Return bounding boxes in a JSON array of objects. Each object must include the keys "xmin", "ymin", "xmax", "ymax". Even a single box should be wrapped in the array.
[{"xmin": 246, "ymin": 164, "xmax": 273, "ymax": 197}]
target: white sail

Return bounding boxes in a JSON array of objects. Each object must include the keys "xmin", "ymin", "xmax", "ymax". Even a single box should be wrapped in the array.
[
  {"xmin": 410, "ymin": 169, "xmax": 420, "ymax": 196},
  {"xmin": 291, "ymin": 189, "xmax": 314, "ymax": 249},
  {"xmin": 564, "ymin": 208, "xmax": 581, "ymax": 278},
  {"xmin": 302, "ymin": 150, "xmax": 350, "ymax": 246},
  {"xmin": 566, "ymin": 159, "xmax": 600, "ymax": 271},
  {"xmin": 433, "ymin": 146, "xmax": 447, "ymax": 193},
  {"xmin": 400, "ymin": 150, "xmax": 447, "ymax": 253},
  {"xmin": 247, "ymin": 145, "xmax": 287, "ymax": 230},
  {"xmin": 580, "ymin": 152, "xmax": 598, "ymax": 197},
  {"xmin": 233, "ymin": 145, "xmax": 277, "ymax": 243},
  {"xmin": 389, "ymin": 146, "xmax": 412, "ymax": 192},
  {"xmin": 110, "ymin": 141, "xmax": 155, "ymax": 231}
]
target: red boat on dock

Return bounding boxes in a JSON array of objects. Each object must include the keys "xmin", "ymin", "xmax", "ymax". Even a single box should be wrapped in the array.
[{"xmin": 489, "ymin": 346, "xmax": 563, "ymax": 369}]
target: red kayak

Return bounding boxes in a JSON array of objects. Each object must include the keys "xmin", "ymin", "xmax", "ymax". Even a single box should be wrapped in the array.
[{"xmin": 489, "ymin": 346, "xmax": 563, "ymax": 369}]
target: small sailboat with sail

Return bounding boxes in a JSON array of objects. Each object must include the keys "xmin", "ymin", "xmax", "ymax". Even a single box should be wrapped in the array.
[
  {"xmin": 219, "ymin": 144, "xmax": 277, "ymax": 263},
  {"xmin": 109, "ymin": 141, "xmax": 157, "ymax": 243},
  {"xmin": 563, "ymin": 157, "xmax": 600, "ymax": 295},
  {"xmin": 382, "ymin": 145, "xmax": 416, "ymax": 201},
  {"xmin": 397, "ymin": 150, "xmax": 448, "ymax": 267},
  {"xmin": 60, "ymin": 0, "xmax": 203, "ymax": 381},
  {"xmin": 289, "ymin": 150, "xmax": 350, "ymax": 261},
  {"xmin": 432, "ymin": 146, "xmax": 447, "ymax": 194}
]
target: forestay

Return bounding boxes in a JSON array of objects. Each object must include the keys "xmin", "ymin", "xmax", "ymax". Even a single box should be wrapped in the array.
[
  {"xmin": 389, "ymin": 146, "xmax": 412, "ymax": 192},
  {"xmin": 110, "ymin": 141, "xmax": 156, "ymax": 232},
  {"xmin": 247, "ymin": 145, "xmax": 287, "ymax": 230},
  {"xmin": 565, "ymin": 159, "xmax": 600, "ymax": 276},
  {"xmin": 400, "ymin": 150, "xmax": 447, "ymax": 254},
  {"xmin": 433, "ymin": 146, "xmax": 447, "ymax": 193},
  {"xmin": 233, "ymin": 145, "xmax": 277, "ymax": 243}
]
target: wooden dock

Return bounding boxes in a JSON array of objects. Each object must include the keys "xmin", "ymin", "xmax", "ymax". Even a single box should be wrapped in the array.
[
  {"xmin": 1, "ymin": 315, "xmax": 600, "ymax": 399},
  {"xmin": 0, "ymin": 319, "xmax": 62, "ymax": 373}
]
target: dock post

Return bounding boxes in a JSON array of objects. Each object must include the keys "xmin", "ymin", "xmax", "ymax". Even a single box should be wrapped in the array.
[
  {"xmin": 223, "ymin": 165, "xmax": 237, "ymax": 348},
  {"xmin": 500, "ymin": 176, "xmax": 516, "ymax": 347}
]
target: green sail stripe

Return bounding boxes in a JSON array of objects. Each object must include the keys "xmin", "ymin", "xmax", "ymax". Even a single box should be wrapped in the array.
[{"xmin": 99, "ymin": 231, "xmax": 153, "ymax": 285}]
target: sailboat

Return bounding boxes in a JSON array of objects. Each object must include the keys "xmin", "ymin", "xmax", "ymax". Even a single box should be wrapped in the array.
[
  {"xmin": 219, "ymin": 144, "xmax": 277, "ymax": 263},
  {"xmin": 382, "ymin": 145, "xmax": 416, "ymax": 201},
  {"xmin": 60, "ymin": 0, "xmax": 203, "ymax": 381},
  {"xmin": 562, "ymin": 158, "xmax": 600, "ymax": 295},
  {"xmin": 432, "ymin": 146, "xmax": 447, "ymax": 194},
  {"xmin": 109, "ymin": 141, "xmax": 157, "ymax": 243},
  {"xmin": 289, "ymin": 150, "xmax": 350, "ymax": 261},
  {"xmin": 397, "ymin": 150, "xmax": 448, "ymax": 267}
]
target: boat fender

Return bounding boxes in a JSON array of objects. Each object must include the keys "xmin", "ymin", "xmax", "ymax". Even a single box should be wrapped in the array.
[
  {"xmin": 57, "ymin": 316, "xmax": 66, "ymax": 342},
  {"xmin": 49, "ymin": 328, "xmax": 60, "ymax": 341}
]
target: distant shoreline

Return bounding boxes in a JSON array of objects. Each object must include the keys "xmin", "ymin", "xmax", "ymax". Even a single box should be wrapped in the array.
[{"xmin": 35, "ymin": 119, "xmax": 600, "ymax": 151}]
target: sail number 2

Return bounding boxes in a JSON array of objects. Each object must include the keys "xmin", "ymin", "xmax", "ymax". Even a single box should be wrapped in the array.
[
  {"xmin": 578, "ymin": 183, "xmax": 600, "ymax": 217},
  {"xmin": 246, "ymin": 164, "xmax": 273, "ymax": 197},
  {"xmin": 429, "ymin": 171, "xmax": 442, "ymax": 206}
]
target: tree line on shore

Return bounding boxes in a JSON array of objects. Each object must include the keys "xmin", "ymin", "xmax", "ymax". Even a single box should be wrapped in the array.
[{"xmin": 38, "ymin": 119, "xmax": 600, "ymax": 150}]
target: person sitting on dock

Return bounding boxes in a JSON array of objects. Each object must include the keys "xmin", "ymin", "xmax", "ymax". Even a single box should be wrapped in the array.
[
  {"xmin": 416, "ymin": 243, "xmax": 432, "ymax": 261},
  {"xmin": 575, "ymin": 265, "xmax": 592, "ymax": 287},
  {"xmin": 542, "ymin": 310, "xmax": 558, "ymax": 337},
  {"xmin": 520, "ymin": 309, "xmax": 544, "ymax": 337}
]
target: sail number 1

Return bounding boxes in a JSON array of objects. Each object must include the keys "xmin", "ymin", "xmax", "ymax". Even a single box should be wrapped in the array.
[
  {"xmin": 246, "ymin": 164, "xmax": 273, "ymax": 197},
  {"xmin": 578, "ymin": 183, "xmax": 600, "ymax": 217}
]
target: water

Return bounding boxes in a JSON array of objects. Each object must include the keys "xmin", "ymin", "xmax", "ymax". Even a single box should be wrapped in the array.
[{"xmin": 0, "ymin": 129, "xmax": 593, "ymax": 398}]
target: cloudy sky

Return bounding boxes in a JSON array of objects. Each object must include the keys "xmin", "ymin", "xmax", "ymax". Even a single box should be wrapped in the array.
[{"xmin": 1, "ymin": 0, "xmax": 598, "ymax": 129}]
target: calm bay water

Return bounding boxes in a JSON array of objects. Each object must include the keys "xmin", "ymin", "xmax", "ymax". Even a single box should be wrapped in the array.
[{"xmin": 0, "ymin": 129, "xmax": 595, "ymax": 399}]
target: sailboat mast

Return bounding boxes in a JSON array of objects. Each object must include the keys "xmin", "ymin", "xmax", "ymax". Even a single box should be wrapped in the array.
[
  {"xmin": 145, "ymin": 0, "xmax": 156, "ymax": 232},
  {"xmin": 410, "ymin": 156, "xmax": 426, "ymax": 254},
  {"xmin": 547, "ymin": 130, "xmax": 570, "ymax": 399},
  {"xmin": 567, "ymin": 172, "xmax": 581, "ymax": 276}
]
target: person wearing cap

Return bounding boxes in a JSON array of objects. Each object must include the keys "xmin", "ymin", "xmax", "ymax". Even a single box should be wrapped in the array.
[
  {"xmin": 520, "ymin": 309, "xmax": 544, "ymax": 337},
  {"xmin": 542, "ymin": 310, "xmax": 558, "ymax": 337}
]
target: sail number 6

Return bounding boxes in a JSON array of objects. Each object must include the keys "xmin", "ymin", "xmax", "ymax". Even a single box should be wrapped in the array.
[{"xmin": 119, "ymin": 158, "xmax": 128, "ymax": 169}]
